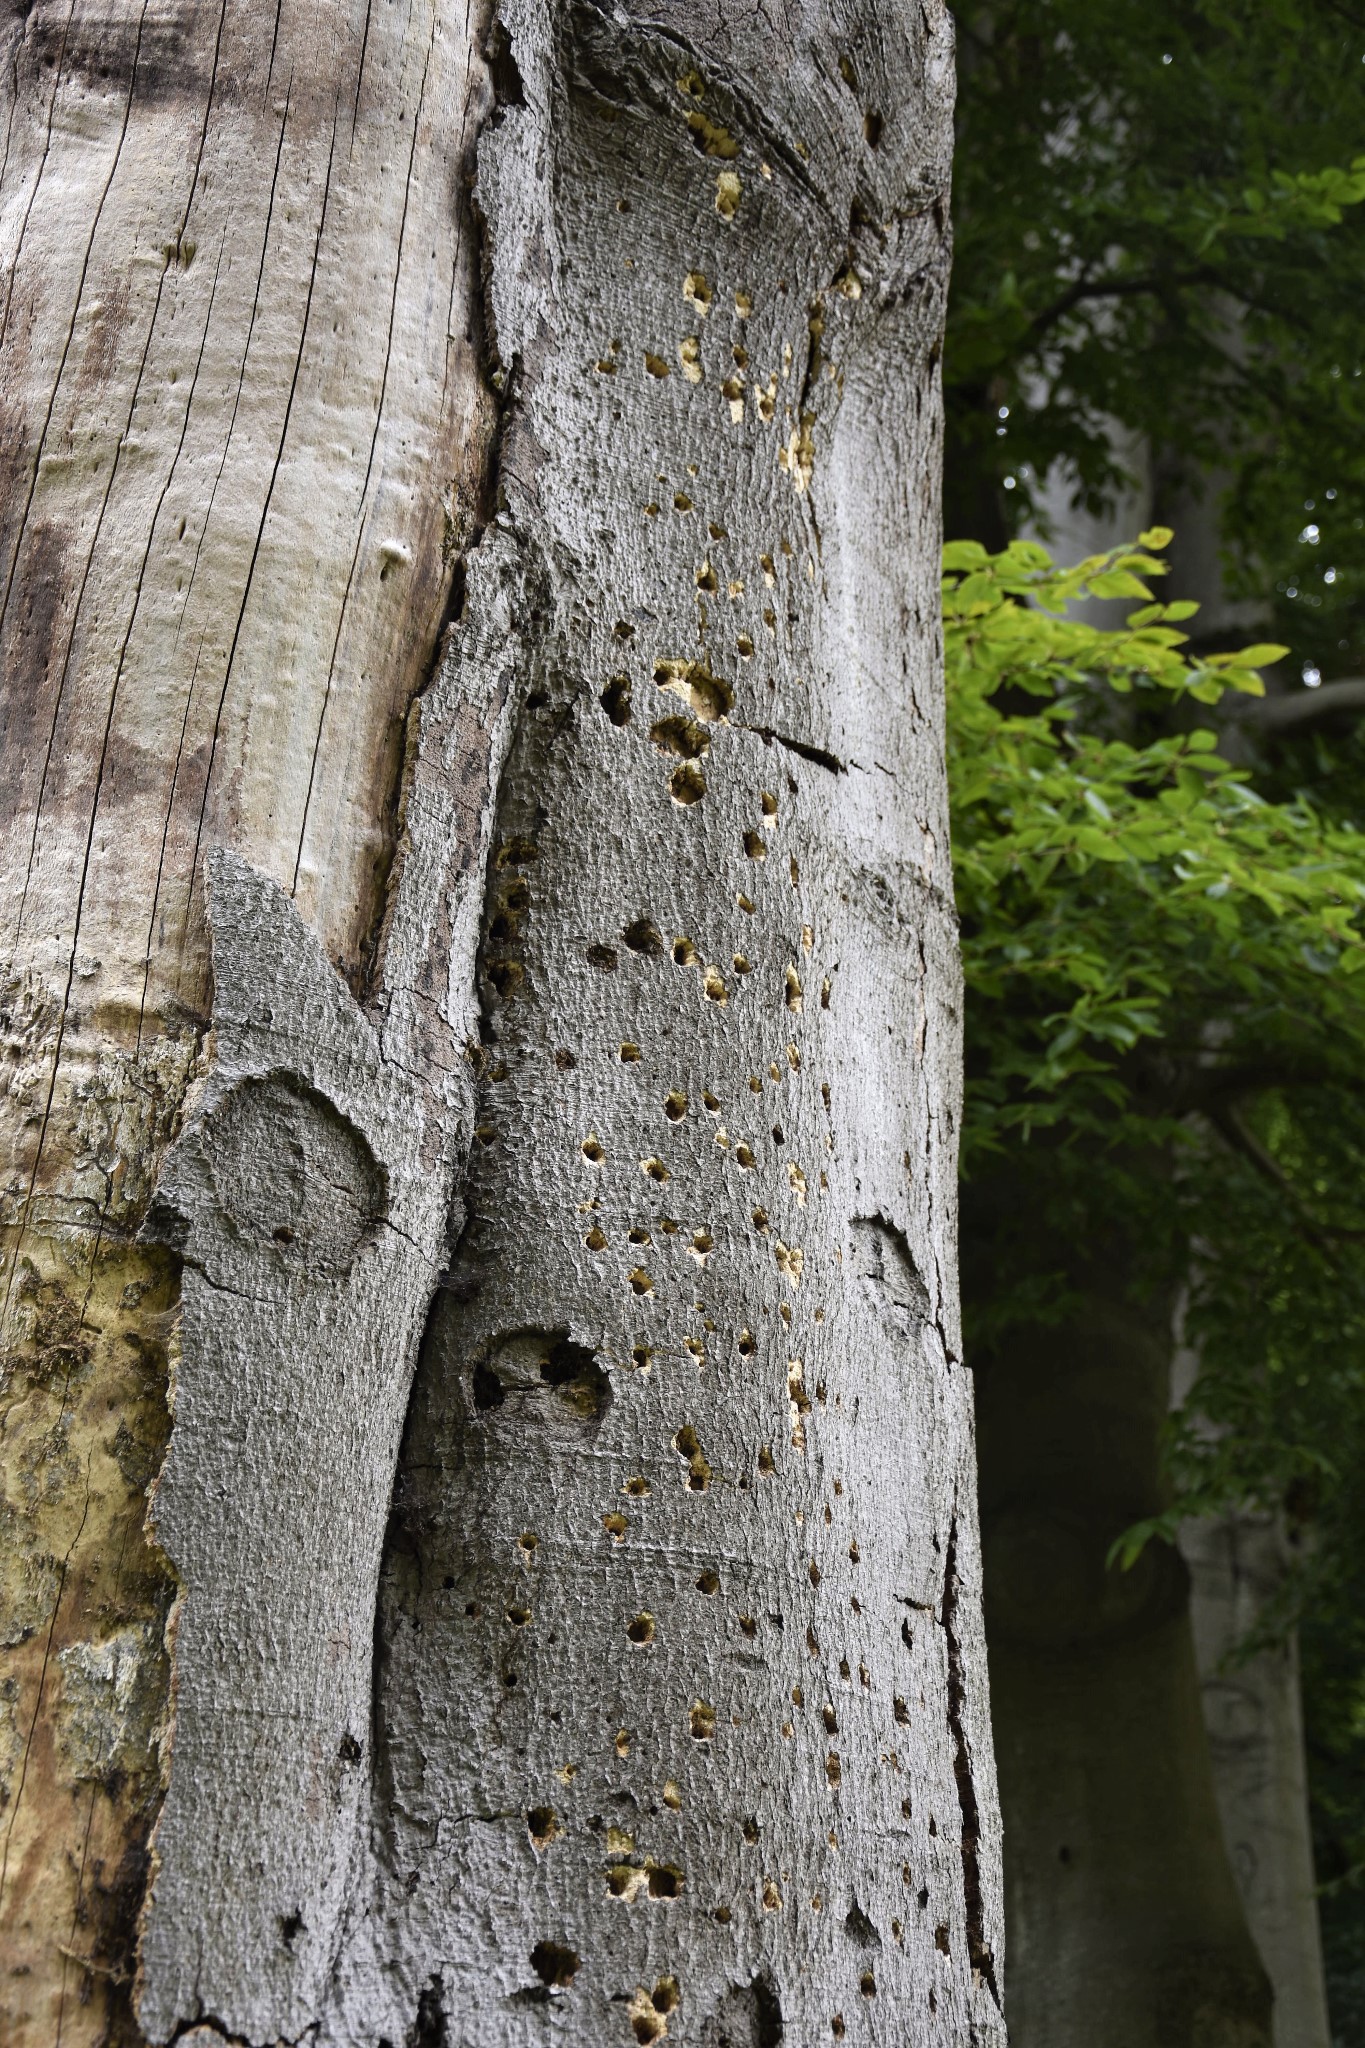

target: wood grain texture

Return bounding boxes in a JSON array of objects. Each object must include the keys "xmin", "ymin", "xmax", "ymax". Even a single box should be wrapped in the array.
[
  {"xmin": 3, "ymin": 0, "xmax": 1001, "ymax": 2040},
  {"xmin": 0, "ymin": 2, "xmax": 496, "ymax": 2037}
]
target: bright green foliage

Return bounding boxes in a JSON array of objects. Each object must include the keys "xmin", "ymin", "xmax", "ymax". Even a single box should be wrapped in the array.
[
  {"xmin": 946, "ymin": 537, "xmax": 1365, "ymax": 1158},
  {"xmin": 947, "ymin": 2, "xmax": 1365, "ymax": 2002},
  {"xmin": 948, "ymin": 537, "xmax": 1365, "ymax": 1973}
]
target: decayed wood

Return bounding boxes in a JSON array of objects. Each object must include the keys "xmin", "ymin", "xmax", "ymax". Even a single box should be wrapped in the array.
[
  {"xmin": 4, "ymin": 0, "xmax": 1001, "ymax": 2042},
  {"xmin": 312, "ymin": 1, "xmax": 1000, "ymax": 2040},
  {"xmin": 0, "ymin": 3, "xmax": 495, "ymax": 2038}
]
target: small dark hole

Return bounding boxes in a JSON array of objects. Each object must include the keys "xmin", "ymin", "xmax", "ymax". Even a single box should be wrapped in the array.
[
  {"xmin": 280, "ymin": 1911, "xmax": 304, "ymax": 1949},
  {"xmin": 541, "ymin": 1337, "xmax": 598, "ymax": 1387},
  {"xmin": 337, "ymin": 1732, "xmax": 362, "ymax": 1765},
  {"xmin": 846, "ymin": 1902, "xmax": 880, "ymax": 1948},
  {"xmin": 273, "ymin": 1226, "xmax": 294, "ymax": 1245},
  {"xmin": 487, "ymin": 959, "xmax": 522, "ymax": 998},
  {"xmin": 623, "ymin": 917, "xmax": 665, "ymax": 956},
  {"xmin": 473, "ymin": 1362, "xmax": 506, "ymax": 1410},
  {"xmin": 530, "ymin": 1939, "xmax": 579, "ymax": 1988}
]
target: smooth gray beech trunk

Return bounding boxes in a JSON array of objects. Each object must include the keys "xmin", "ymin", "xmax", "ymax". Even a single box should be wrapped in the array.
[
  {"xmin": 971, "ymin": 1227, "xmax": 1273, "ymax": 2048},
  {"xmin": 1155, "ymin": 465, "xmax": 1332, "ymax": 2048},
  {"xmin": 0, "ymin": 2, "xmax": 1003, "ymax": 2044},
  {"xmin": 1172, "ymin": 1321, "xmax": 1332, "ymax": 2048},
  {"xmin": 1184, "ymin": 1513, "xmax": 1332, "ymax": 2048}
]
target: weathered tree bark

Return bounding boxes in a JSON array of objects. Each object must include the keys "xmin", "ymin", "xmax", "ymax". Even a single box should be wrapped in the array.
[
  {"xmin": 968, "ymin": 1203, "xmax": 1274, "ymax": 2048},
  {"xmin": 1, "ymin": 3, "xmax": 1001, "ymax": 2044},
  {"xmin": 0, "ymin": 3, "xmax": 493, "ymax": 2037}
]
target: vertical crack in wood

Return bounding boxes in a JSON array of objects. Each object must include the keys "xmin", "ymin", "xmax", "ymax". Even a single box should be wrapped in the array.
[{"xmin": 942, "ymin": 1506, "xmax": 1001, "ymax": 2010}]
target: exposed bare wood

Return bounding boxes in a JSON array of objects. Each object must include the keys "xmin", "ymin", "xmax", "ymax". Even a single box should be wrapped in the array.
[{"xmin": 0, "ymin": 2, "xmax": 495, "ymax": 2036}]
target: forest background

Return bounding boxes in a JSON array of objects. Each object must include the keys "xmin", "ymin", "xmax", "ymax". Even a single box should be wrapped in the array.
[{"xmin": 947, "ymin": 2, "xmax": 1365, "ymax": 2034}]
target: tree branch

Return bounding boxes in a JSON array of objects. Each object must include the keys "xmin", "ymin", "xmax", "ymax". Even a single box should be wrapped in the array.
[
  {"xmin": 1205, "ymin": 1104, "xmax": 1365, "ymax": 1257},
  {"xmin": 1234, "ymin": 676, "xmax": 1365, "ymax": 735},
  {"xmin": 1025, "ymin": 265, "xmax": 1220, "ymax": 344}
]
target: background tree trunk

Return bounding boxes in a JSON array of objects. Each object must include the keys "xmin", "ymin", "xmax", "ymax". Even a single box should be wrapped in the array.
[
  {"xmin": 991, "ymin": 449, "xmax": 1334, "ymax": 2048},
  {"xmin": 1155, "ymin": 466, "xmax": 1334, "ymax": 2048},
  {"xmin": 1171, "ymin": 1319, "xmax": 1333, "ymax": 2048},
  {"xmin": 970, "ymin": 1219, "xmax": 1274, "ymax": 2048},
  {"xmin": 1, "ymin": 2, "xmax": 1000, "ymax": 2043},
  {"xmin": 1183, "ymin": 1512, "xmax": 1332, "ymax": 2048}
]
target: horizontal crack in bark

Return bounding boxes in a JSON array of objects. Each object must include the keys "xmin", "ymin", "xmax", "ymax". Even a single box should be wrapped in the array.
[{"xmin": 736, "ymin": 723, "xmax": 846, "ymax": 774}]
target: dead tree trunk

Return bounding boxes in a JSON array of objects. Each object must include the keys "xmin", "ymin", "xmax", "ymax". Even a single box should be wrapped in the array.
[{"xmin": 0, "ymin": 4, "xmax": 1000, "ymax": 2044}]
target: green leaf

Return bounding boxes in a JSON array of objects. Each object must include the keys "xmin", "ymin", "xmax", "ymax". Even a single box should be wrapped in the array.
[
  {"xmin": 1088, "ymin": 570, "xmax": 1154, "ymax": 600},
  {"xmin": 1231, "ymin": 644, "xmax": 1291, "ymax": 669},
  {"xmin": 1106, "ymin": 1515, "xmax": 1180, "ymax": 1572},
  {"xmin": 943, "ymin": 540, "xmax": 991, "ymax": 571}
]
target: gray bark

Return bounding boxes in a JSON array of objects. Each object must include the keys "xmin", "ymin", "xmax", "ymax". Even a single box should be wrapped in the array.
[
  {"xmin": 1183, "ymin": 1514, "xmax": 1332, "ymax": 2048},
  {"xmin": 1172, "ymin": 1324, "xmax": 1332, "ymax": 2048},
  {"xmin": 972, "ymin": 1242, "xmax": 1272, "ymax": 2048},
  {"xmin": 1, "ymin": 0, "xmax": 1001, "ymax": 2040}
]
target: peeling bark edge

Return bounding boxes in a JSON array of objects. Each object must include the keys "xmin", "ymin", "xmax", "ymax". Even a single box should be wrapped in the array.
[{"xmin": 134, "ymin": 525, "xmax": 533, "ymax": 2043}]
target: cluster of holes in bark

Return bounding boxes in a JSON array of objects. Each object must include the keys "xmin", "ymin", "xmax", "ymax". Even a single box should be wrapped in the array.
[
  {"xmin": 457, "ymin": 415, "xmax": 957, "ymax": 2004},
  {"xmin": 390, "ymin": 202, "xmax": 971, "ymax": 2048},
  {"xmin": 625, "ymin": 1975, "xmax": 680, "ymax": 2043},
  {"xmin": 471, "ymin": 1333, "xmax": 608, "ymax": 1421}
]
